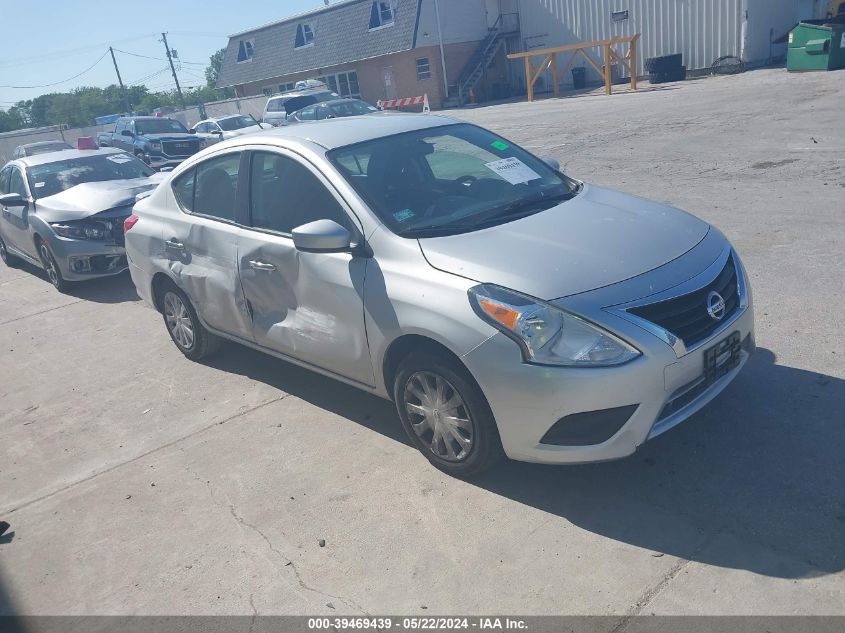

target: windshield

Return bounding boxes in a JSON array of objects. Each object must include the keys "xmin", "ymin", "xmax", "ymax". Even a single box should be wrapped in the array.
[
  {"xmin": 218, "ymin": 116, "xmax": 256, "ymax": 131},
  {"xmin": 328, "ymin": 123, "xmax": 577, "ymax": 238},
  {"xmin": 26, "ymin": 153, "xmax": 154, "ymax": 199},
  {"xmin": 134, "ymin": 119, "xmax": 188, "ymax": 135},
  {"xmin": 329, "ymin": 101, "xmax": 378, "ymax": 117}
]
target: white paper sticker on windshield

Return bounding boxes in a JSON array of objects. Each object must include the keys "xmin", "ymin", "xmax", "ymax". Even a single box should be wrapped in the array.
[
  {"xmin": 107, "ymin": 153, "xmax": 134, "ymax": 164},
  {"xmin": 484, "ymin": 157, "xmax": 541, "ymax": 185}
]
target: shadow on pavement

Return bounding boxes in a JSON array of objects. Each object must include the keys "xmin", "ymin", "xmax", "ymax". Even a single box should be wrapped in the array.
[
  {"xmin": 205, "ymin": 344, "xmax": 844, "ymax": 579},
  {"xmin": 12, "ymin": 260, "xmax": 139, "ymax": 304}
]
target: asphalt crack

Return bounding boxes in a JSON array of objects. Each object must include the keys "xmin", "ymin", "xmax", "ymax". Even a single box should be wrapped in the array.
[{"xmin": 183, "ymin": 458, "xmax": 369, "ymax": 616}]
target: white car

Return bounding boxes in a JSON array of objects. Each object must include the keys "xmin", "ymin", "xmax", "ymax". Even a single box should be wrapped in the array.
[{"xmin": 191, "ymin": 115, "xmax": 266, "ymax": 146}]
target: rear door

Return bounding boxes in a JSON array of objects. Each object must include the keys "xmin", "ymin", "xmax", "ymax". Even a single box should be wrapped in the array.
[
  {"xmin": 237, "ymin": 149, "xmax": 373, "ymax": 386},
  {"xmin": 164, "ymin": 150, "xmax": 253, "ymax": 340}
]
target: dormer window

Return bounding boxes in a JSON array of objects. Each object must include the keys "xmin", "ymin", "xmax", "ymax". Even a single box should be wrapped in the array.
[
  {"xmin": 237, "ymin": 39, "xmax": 254, "ymax": 63},
  {"xmin": 295, "ymin": 23, "xmax": 315, "ymax": 48},
  {"xmin": 369, "ymin": 1, "xmax": 394, "ymax": 30}
]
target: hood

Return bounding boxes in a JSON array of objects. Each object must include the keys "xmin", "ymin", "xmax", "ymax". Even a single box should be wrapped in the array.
[
  {"xmin": 35, "ymin": 175, "xmax": 165, "ymax": 223},
  {"xmin": 139, "ymin": 132, "xmax": 196, "ymax": 141},
  {"xmin": 418, "ymin": 184, "xmax": 710, "ymax": 300}
]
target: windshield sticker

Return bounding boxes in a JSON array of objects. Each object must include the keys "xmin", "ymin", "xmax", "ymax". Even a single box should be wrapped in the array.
[
  {"xmin": 393, "ymin": 209, "xmax": 415, "ymax": 223},
  {"xmin": 107, "ymin": 153, "xmax": 134, "ymax": 164},
  {"xmin": 484, "ymin": 157, "xmax": 541, "ymax": 185},
  {"xmin": 34, "ymin": 182, "xmax": 46, "ymax": 188},
  {"xmin": 490, "ymin": 140, "xmax": 510, "ymax": 151}
]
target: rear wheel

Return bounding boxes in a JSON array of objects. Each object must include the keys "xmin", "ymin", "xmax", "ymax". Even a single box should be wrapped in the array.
[
  {"xmin": 158, "ymin": 282, "xmax": 221, "ymax": 360},
  {"xmin": 38, "ymin": 240, "xmax": 66, "ymax": 292},
  {"xmin": 394, "ymin": 351, "xmax": 503, "ymax": 477},
  {"xmin": 0, "ymin": 235, "xmax": 20, "ymax": 268}
]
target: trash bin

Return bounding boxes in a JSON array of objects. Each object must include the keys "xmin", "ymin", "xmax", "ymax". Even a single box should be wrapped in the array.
[
  {"xmin": 787, "ymin": 21, "xmax": 845, "ymax": 71},
  {"xmin": 571, "ymin": 66, "xmax": 586, "ymax": 89}
]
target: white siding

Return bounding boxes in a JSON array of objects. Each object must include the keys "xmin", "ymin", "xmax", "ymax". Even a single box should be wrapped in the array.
[
  {"xmin": 415, "ymin": 0, "xmax": 490, "ymax": 46},
  {"xmin": 516, "ymin": 0, "xmax": 746, "ymax": 81}
]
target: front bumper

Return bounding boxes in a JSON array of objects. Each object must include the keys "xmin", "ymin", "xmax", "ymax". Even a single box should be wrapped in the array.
[
  {"xmin": 460, "ymin": 254, "xmax": 755, "ymax": 465},
  {"xmin": 45, "ymin": 236, "xmax": 127, "ymax": 281}
]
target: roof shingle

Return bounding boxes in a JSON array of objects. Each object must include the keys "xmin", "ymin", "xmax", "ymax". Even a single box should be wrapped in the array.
[{"xmin": 217, "ymin": 0, "xmax": 421, "ymax": 89}]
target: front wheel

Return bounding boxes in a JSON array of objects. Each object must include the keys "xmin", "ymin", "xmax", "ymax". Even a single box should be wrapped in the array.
[
  {"xmin": 394, "ymin": 352, "xmax": 503, "ymax": 477},
  {"xmin": 38, "ymin": 241, "xmax": 66, "ymax": 292},
  {"xmin": 159, "ymin": 283, "xmax": 220, "ymax": 360}
]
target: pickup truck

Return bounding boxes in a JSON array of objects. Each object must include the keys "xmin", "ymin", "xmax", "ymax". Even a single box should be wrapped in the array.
[{"xmin": 97, "ymin": 117, "xmax": 202, "ymax": 170}]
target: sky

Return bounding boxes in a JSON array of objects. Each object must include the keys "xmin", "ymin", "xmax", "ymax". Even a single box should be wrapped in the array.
[{"xmin": 0, "ymin": 0, "xmax": 325, "ymax": 108}]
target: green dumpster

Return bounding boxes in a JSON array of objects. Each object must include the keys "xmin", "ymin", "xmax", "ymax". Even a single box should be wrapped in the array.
[{"xmin": 787, "ymin": 21, "xmax": 845, "ymax": 71}]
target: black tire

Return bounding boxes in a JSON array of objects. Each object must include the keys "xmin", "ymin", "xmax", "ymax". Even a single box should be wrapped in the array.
[
  {"xmin": 37, "ymin": 239, "xmax": 67, "ymax": 292},
  {"xmin": 394, "ymin": 351, "xmax": 504, "ymax": 477},
  {"xmin": 0, "ymin": 234, "xmax": 21, "ymax": 268},
  {"xmin": 157, "ymin": 281, "xmax": 221, "ymax": 360}
]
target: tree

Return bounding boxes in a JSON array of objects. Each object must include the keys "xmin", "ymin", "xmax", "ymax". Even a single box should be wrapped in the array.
[{"xmin": 205, "ymin": 48, "xmax": 234, "ymax": 99}]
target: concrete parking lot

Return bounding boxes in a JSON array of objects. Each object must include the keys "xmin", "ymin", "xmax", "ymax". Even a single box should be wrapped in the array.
[{"xmin": 1, "ymin": 68, "xmax": 843, "ymax": 617}]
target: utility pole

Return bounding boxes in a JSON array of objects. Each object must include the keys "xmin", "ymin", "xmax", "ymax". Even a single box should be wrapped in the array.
[
  {"xmin": 160, "ymin": 32, "xmax": 186, "ymax": 110},
  {"xmin": 109, "ymin": 46, "xmax": 131, "ymax": 112}
]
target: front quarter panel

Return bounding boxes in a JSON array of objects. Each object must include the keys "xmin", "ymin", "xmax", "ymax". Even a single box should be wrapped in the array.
[{"xmin": 365, "ymin": 226, "xmax": 497, "ymax": 397}]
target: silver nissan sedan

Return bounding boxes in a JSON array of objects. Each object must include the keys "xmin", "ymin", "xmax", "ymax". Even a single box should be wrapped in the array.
[{"xmin": 124, "ymin": 114, "xmax": 754, "ymax": 476}]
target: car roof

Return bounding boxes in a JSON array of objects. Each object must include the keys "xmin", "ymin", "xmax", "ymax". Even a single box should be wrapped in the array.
[
  {"xmin": 14, "ymin": 147, "xmax": 123, "ymax": 168},
  {"xmin": 266, "ymin": 88, "xmax": 334, "ymax": 102},
  {"xmin": 220, "ymin": 113, "xmax": 459, "ymax": 151}
]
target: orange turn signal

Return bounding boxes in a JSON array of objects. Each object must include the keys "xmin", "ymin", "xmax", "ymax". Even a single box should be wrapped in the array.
[{"xmin": 478, "ymin": 298, "xmax": 521, "ymax": 330}]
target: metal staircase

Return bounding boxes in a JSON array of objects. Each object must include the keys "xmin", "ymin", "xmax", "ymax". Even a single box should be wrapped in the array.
[{"xmin": 448, "ymin": 14, "xmax": 519, "ymax": 106}]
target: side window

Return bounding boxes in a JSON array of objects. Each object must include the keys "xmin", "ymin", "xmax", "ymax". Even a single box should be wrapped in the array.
[
  {"xmin": 172, "ymin": 168, "xmax": 196, "ymax": 211},
  {"xmin": 9, "ymin": 168, "xmax": 28, "ymax": 198},
  {"xmin": 249, "ymin": 151, "xmax": 350, "ymax": 235},
  {"xmin": 115, "ymin": 120, "xmax": 124, "ymax": 134},
  {"xmin": 297, "ymin": 106, "xmax": 316, "ymax": 121},
  {"xmin": 172, "ymin": 153, "xmax": 241, "ymax": 222}
]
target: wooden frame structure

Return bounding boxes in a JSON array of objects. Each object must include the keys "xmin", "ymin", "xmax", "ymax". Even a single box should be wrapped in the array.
[{"xmin": 507, "ymin": 34, "xmax": 641, "ymax": 102}]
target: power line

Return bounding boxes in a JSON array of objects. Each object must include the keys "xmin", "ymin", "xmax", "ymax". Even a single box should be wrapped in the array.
[
  {"xmin": 112, "ymin": 47, "xmax": 207, "ymax": 66},
  {"xmin": 0, "ymin": 50, "xmax": 110, "ymax": 89},
  {"xmin": 0, "ymin": 34, "xmax": 159, "ymax": 69}
]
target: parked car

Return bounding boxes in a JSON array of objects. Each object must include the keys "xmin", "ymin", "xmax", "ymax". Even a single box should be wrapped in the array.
[
  {"xmin": 13, "ymin": 141, "xmax": 73, "ymax": 158},
  {"xmin": 191, "ymin": 115, "xmax": 267, "ymax": 146},
  {"xmin": 97, "ymin": 116, "xmax": 201, "ymax": 170},
  {"xmin": 0, "ymin": 148, "xmax": 163, "ymax": 291},
  {"xmin": 286, "ymin": 98, "xmax": 379, "ymax": 124},
  {"xmin": 262, "ymin": 88, "xmax": 339, "ymax": 127},
  {"xmin": 124, "ymin": 115, "xmax": 754, "ymax": 476}
]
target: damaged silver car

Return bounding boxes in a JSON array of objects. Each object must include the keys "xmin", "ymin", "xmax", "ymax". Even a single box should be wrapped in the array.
[{"xmin": 0, "ymin": 148, "xmax": 163, "ymax": 291}]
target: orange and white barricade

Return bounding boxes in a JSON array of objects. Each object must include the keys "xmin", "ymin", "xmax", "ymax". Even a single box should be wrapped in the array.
[{"xmin": 377, "ymin": 93, "xmax": 430, "ymax": 113}]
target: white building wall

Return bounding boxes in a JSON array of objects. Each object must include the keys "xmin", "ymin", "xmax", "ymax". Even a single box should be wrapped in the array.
[
  {"xmin": 415, "ymin": 0, "xmax": 490, "ymax": 47},
  {"xmin": 515, "ymin": 0, "xmax": 802, "ymax": 87}
]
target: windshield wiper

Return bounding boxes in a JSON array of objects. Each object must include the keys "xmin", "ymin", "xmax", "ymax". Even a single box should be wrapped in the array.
[{"xmin": 480, "ymin": 190, "xmax": 576, "ymax": 222}]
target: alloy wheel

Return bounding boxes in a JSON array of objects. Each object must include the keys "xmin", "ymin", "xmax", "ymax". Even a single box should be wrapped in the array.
[
  {"xmin": 39, "ymin": 244, "xmax": 60, "ymax": 287},
  {"xmin": 404, "ymin": 371, "xmax": 474, "ymax": 462},
  {"xmin": 0, "ymin": 238, "xmax": 8, "ymax": 264},
  {"xmin": 163, "ymin": 291, "xmax": 195, "ymax": 350}
]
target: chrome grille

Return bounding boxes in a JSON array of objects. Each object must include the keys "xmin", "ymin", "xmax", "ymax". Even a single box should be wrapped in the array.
[{"xmin": 162, "ymin": 140, "xmax": 199, "ymax": 156}]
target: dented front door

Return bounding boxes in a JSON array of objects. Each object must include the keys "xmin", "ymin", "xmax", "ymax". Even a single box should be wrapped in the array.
[
  {"xmin": 238, "ymin": 231, "xmax": 373, "ymax": 386},
  {"xmin": 236, "ymin": 148, "xmax": 373, "ymax": 387}
]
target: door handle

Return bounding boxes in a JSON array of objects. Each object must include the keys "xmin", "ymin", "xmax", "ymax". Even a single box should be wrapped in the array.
[
  {"xmin": 248, "ymin": 260, "xmax": 276, "ymax": 271},
  {"xmin": 164, "ymin": 239, "xmax": 185, "ymax": 251}
]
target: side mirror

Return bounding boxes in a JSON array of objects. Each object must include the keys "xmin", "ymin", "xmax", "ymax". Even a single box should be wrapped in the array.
[
  {"xmin": 292, "ymin": 219, "xmax": 352, "ymax": 253},
  {"xmin": 0, "ymin": 193, "xmax": 27, "ymax": 208},
  {"xmin": 187, "ymin": 129, "xmax": 197, "ymax": 134},
  {"xmin": 216, "ymin": 131, "xmax": 224, "ymax": 137},
  {"xmin": 121, "ymin": 130, "xmax": 134, "ymax": 137},
  {"xmin": 543, "ymin": 157, "xmax": 561, "ymax": 171}
]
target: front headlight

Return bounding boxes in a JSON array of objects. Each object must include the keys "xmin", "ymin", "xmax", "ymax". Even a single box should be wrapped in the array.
[
  {"xmin": 468, "ymin": 284, "xmax": 641, "ymax": 366},
  {"xmin": 148, "ymin": 142, "xmax": 162, "ymax": 152},
  {"xmin": 51, "ymin": 221, "xmax": 110, "ymax": 241}
]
